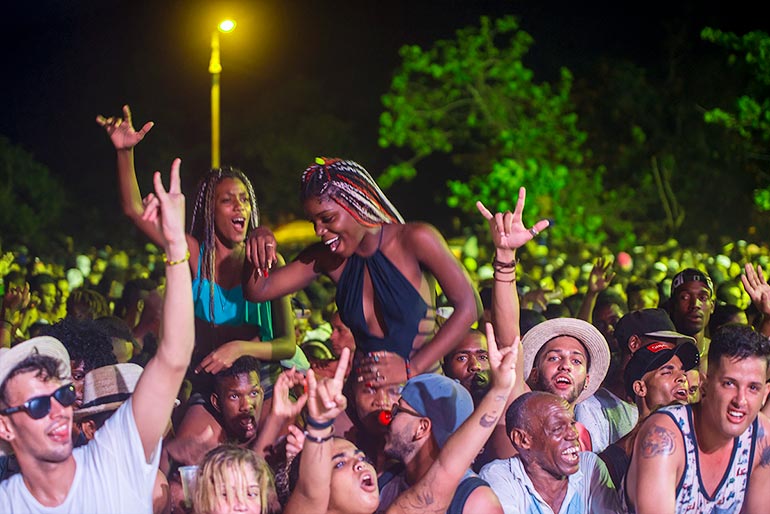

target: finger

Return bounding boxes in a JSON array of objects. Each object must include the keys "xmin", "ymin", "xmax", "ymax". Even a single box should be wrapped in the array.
[
  {"xmin": 513, "ymin": 186, "xmax": 526, "ymax": 219},
  {"xmin": 123, "ymin": 105, "xmax": 132, "ymax": 126},
  {"xmin": 168, "ymin": 158, "xmax": 182, "ymax": 194},
  {"xmin": 475, "ymin": 200, "xmax": 493, "ymax": 220},
  {"xmin": 137, "ymin": 121, "xmax": 155, "ymax": 138},
  {"xmin": 493, "ymin": 212, "xmax": 505, "ymax": 235},
  {"xmin": 758, "ymin": 266, "xmax": 766, "ymax": 284},
  {"xmin": 153, "ymin": 170, "xmax": 169, "ymax": 202},
  {"xmin": 334, "ymin": 347, "xmax": 351, "ymax": 385},
  {"xmin": 307, "ymin": 368, "xmax": 318, "ymax": 399},
  {"xmin": 95, "ymin": 115, "xmax": 107, "ymax": 126},
  {"xmin": 502, "ymin": 210, "xmax": 514, "ymax": 235},
  {"xmin": 268, "ymin": 243, "xmax": 277, "ymax": 269},
  {"xmin": 485, "ymin": 322, "xmax": 499, "ymax": 361},
  {"xmin": 532, "ymin": 219, "xmax": 550, "ymax": 234},
  {"xmin": 245, "ymin": 238, "xmax": 253, "ymax": 264}
]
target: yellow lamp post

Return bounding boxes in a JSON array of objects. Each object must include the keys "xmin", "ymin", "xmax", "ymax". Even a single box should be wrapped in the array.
[{"xmin": 209, "ymin": 19, "xmax": 236, "ymax": 169}]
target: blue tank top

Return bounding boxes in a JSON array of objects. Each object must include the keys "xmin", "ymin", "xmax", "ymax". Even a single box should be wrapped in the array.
[
  {"xmin": 335, "ymin": 227, "xmax": 430, "ymax": 361},
  {"xmin": 191, "ymin": 246, "xmax": 273, "ymax": 340}
]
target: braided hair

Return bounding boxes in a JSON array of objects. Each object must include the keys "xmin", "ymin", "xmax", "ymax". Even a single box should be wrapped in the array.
[
  {"xmin": 300, "ymin": 157, "xmax": 404, "ymax": 226},
  {"xmin": 190, "ymin": 167, "xmax": 260, "ymax": 321}
]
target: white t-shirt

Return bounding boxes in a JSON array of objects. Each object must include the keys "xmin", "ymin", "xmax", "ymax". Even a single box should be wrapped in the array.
[
  {"xmin": 0, "ymin": 398, "xmax": 161, "ymax": 513},
  {"xmin": 479, "ymin": 451, "xmax": 620, "ymax": 514}
]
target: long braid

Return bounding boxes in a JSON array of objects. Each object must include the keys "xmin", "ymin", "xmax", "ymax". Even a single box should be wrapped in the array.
[
  {"xmin": 190, "ymin": 166, "xmax": 260, "ymax": 321},
  {"xmin": 300, "ymin": 157, "xmax": 404, "ymax": 226}
]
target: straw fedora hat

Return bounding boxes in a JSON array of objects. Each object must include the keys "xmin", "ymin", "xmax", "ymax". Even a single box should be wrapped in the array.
[
  {"xmin": 74, "ymin": 363, "xmax": 143, "ymax": 420},
  {"xmin": 522, "ymin": 317, "xmax": 610, "ymax": 404}
]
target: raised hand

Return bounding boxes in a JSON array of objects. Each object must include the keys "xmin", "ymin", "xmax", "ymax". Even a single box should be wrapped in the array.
[
  {"xmin": 306, "ymin": 347, "xmax": 350, "ymax": 424},
  {"xmin": 285, "ymin": 424, "xmax": 306, "ymax": 461},
  {"xmin": 356, "ymin": 351, "xmax": 407, "ymax": 387},
  {"xmin": 485, "ymin": 322, "xmax": 517, "ymax": 395},
  {"xmin": 742, "ymin": 263, "xmax": 770, "ymax": 316},
  {"xmin": 141, "ymin": 158, "xmax": 186, "ymax": 249},
  {"xmin": 272, "ymin": 368, "xmax": 309, "ymax": 421},
  {"xmin": 476, "ymin": 187, "xmax": 550, "ymax": 251},
  {"xmin": 587, "ymin": 257, "xmax": 615, "ymax": 294},
  {"xmin": 96, "ymin": 104, "xmax": 154, "ymax": 151},
  {"xmin": 245, "ymin": 226, "xmax": 278, "ymax": 277}
]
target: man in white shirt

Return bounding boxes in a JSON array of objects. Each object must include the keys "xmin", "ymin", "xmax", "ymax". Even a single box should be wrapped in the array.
[{"xmin": 0, "ymin": 159, "xmax": 192, "ymax": 513}]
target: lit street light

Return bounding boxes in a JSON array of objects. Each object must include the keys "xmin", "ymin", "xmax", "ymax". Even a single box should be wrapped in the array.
[{"xmin": 209, "ymin": 19, "xmax": 236, "ymax": 169}]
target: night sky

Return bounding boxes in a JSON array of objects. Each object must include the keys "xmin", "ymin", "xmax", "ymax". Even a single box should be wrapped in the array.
[{"xmin": 0, "ymin": 0, "xmax": 764, "ymax": 246}]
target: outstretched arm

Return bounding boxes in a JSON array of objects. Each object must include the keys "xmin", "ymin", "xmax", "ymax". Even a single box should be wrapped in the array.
[
  {"xmin": 576, "ymin": 257, "xmax": 615, "ymax": 322},
  {"xmin": 742, "ymin": 263, "xmax": 770, "ymax": 339},
  {"xmin": 131, "ymin": 159, "xmax": 195, "ymax": 462},
  {"xmin": 97, "ymin": 105, "xmax": 190, "ymax": 249},
  {"xmin": 283, "ymin": 348, "xmax": 350, "ymax": 514},
  {"xmin": 476, "ymin": 187, "xmax": 549, "ymax": 348},
  {"xmin": 387, "ymin": 323, "xmax": 516, "ymax": 514}
]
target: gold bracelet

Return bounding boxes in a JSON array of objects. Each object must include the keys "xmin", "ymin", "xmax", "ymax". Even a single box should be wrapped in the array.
[{"xmin": 163, "ymin": 249, "xmax": 191, "ymax": 267}]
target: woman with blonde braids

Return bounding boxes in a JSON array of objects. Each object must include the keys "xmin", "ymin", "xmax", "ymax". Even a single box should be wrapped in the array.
[
  {"xmin": 245, "ymin": 157, "xmax": 480, "ymax": 388},
  {"xmin": 194, "ymin": 445, "xmax": 279, "ymax": 514},
  {"xmin": 96, "ymin": 105, "xmax": 307, "ymax": 441}
]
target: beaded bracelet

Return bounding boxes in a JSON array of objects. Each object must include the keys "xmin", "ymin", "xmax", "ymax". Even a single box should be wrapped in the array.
[
  {"xmin": 305, "ymin": 415, "xmax": 335, "ymax": 430},
  {"xmin": 163, "ymin": 249, "xmax": 191, "ymax": 267},
  {"xmin": 303, "ymin": 428, "xmax": 334, "ymax": 444}
]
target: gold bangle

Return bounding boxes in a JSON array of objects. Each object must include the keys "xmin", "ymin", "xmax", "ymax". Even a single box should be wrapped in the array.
[{"xmin": 163, "ymin": 249, "xmax": 191, "ymax": 267}]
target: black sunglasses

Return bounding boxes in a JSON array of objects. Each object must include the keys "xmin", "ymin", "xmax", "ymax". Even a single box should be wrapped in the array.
[
  {"xmin": 0, "ymin": 383, "xmax": 77, "ymax": 419},
  {"xmin": 390, "ymin": 402, "xmax": 422, "ymax": 420}
]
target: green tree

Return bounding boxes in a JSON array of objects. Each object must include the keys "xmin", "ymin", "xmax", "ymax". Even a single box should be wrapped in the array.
[
  {"xmin": 702, "ymin": 28, "xmax": 770, "ymax": 210},
  {"xmin": 0, "ymin": 137, "xmax": 64, "ymax": 251},
  {"xmin": 379, "ymin": 15, "xmax": 624, "ymax": 245}
]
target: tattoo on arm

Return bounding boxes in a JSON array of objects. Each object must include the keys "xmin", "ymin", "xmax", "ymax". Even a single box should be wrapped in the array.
[
  {"xmin": 479, "ymin": 412, "xmax": 497, "ymax": 428},
  {"xmin": 759, "ymin": 444, "xmax": 770, "ymax": 468},
  {"xmin": 641, "ymin": 425, "xmax": 675, "ymax": 458}
]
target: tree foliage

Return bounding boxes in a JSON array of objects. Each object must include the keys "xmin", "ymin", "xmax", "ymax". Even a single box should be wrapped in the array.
[
  {"xmin": 379, "ymin": 15, "xmax": 623, "ymax": 245},
  {"xmin": 702, "ymin": 28, "xmax": 770, "ymax": 210},
  {"xmin": 0, "ymin": 137, "xmax": 64, "ymax": 251}
]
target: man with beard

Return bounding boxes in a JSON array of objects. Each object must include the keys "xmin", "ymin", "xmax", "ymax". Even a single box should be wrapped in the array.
[
  {"xmin": 377, "ymin": 373, "xmax": 503, "ymax": 514},
  {"xmin": 442, "ymin": 329, "xmax": 490, "ymax": 404},
  {"xmin": 599, "ymin": 339, "xmax": 699, "ymax": 487},
  {"xmin": 522, "ymin": 317, "xmax": 611, "ymax": 451},
  {"xmin": 480, "ymin": 391, "xmax": 620, "ymax": 513},
  {"xmin": 626, "ymin": 324, "xmax": 770, "ymax": 513}
]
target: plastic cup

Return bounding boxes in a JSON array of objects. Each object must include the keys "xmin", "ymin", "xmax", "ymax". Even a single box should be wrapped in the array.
[{"xmin": 179, "ymin": 465, "xmax": 199, "ymax": 508}]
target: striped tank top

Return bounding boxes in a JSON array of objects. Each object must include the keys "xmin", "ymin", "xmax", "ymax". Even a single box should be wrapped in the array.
[{"xmin": 662, "ymin": 403, "xmax": 757, "ymax": 513}]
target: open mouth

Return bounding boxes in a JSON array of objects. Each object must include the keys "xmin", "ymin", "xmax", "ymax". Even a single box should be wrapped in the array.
[
  {"xmin": 48, "ymin": 422, "xmax": 70, "ymax": 443},
  {"xmin": 727, "ymin": 409, "xmax": 746, "ymax": 423},
  {"xmin": 232, "ymin": 217, "xmax": 246, "ymax": 231},
  {"xmin": 561, "ymin": 445, "xmax": 580, "ymax": 463},
  {"xmin": 360, "ymin": 472, "xmax": 376, "ymax": 492},
  {"xmin": 324, "ymin": 236, "xmax": 340, "ymax": 253},
  {"xmin": 673, "ymin": 388, "xmax": 688, "ymax": 402},
  {"xmin": 552, "ymin": 374, "xmax": 573, "ymax": 389}
]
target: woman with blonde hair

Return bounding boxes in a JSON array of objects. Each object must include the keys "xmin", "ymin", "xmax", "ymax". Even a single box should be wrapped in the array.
[{"xmin": 194, "ymin": 445, "xmax": 278, "ymax": 514}]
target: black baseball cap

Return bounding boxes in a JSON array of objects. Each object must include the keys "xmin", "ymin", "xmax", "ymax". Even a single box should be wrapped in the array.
[
  {"xmin": 671, "ymin": 268, "xmax": 713, "ymax": 296},
  {"xmin": 624, "ymin": 340, "xmax": 699, "ymax": 398},
  {"xmin": 614, "ymin": 308, "xmax": 696, "ymax": 349}
]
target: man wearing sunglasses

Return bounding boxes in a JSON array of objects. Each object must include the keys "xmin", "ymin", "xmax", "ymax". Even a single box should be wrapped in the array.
[
  {"xmin": 0, "ymin": 159, "xmax": 193, "ymax": 513},
  {"xmin": 377, "ymin": 373, "xmax": 504, "ymax": 514}
]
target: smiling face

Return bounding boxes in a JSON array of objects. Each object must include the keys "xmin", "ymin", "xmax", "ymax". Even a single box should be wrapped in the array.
[
  {"xmin": 700, "ymin": 355, "xmax": 769, "ymax": 440},
  {"xmin": 0, "ymin": 371, "xmax": 73, "ymax": 466},
  {"xmin": 304, "ymin": 196, "xmax": 367, "ymax": 258},
  {"xmin": 328, "ymin": 438, "xmax": 379, "ymax": 514},
  {"xmin": 212, "ymin": 372, "xmax": 263, "ymax": 443},
  {"xmin": 523, "ymin": 396, "xmax": 581, "ymax": 479},
  {"xmin": 670, "ymin": 282, "xmax": 714, "ymax": 337},
  {"xmin": 530, "ymin": 336, "xmax": 590, "ymax": 406},
  {"xmin": 213, "ymin": 178, "xmax": 252, "ymax": 246}
]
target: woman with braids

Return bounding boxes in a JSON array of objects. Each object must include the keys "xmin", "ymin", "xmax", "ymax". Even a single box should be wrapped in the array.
[
  {"xmin": 96, "ymin": 105, "xmax": 307, "ymax": 440},
  {"xmin": 245, "ymin": 157, "xmax": 481, "ymax": 387}
]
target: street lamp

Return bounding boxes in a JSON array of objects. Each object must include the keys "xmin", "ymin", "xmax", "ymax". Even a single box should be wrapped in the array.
[{"xmin": 209, "ymin": 19, "xmax": 236, "ymax": 169}]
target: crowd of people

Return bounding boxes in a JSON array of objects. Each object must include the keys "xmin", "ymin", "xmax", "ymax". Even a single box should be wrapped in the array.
[{"xmin": 0, "ymin": 104, "xmax": 769, "ymax": 513}]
